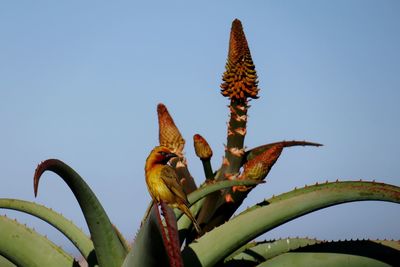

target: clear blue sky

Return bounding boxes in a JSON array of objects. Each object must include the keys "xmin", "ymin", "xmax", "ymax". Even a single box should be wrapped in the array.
[{"xmin": 1, "ymin": 1, "xmax": 399, "ymax": 255}]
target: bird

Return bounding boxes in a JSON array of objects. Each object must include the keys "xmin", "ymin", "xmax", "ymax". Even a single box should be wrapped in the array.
[{"xmin": 145, "ymin": 145, "xmax": 201, "ymax": 233}]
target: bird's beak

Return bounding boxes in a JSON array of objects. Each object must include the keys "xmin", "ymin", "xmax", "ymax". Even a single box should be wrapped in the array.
[{"xmin": 166, "ymin": 152, "xmax": 178, "ymax": 160}]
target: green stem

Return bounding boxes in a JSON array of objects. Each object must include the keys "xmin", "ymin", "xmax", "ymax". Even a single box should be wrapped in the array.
[
  {"xmin": 224, "ymin": 101, "xmax": 248, "ymax": 175},
  {"xmin": 201, "ymin": 159, "xmax": 214, "ymax": 180}
]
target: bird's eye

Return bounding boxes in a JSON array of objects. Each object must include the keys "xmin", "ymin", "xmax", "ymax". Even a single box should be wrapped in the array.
[{"xmin": 159, "ymin": 151, "xmax": 167, "ymax": 156}]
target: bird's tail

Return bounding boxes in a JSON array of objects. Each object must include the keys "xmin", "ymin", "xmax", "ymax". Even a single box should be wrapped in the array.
[{"xmin": 180, "ymin": 203, "xmax": 201, "ymax": 234}]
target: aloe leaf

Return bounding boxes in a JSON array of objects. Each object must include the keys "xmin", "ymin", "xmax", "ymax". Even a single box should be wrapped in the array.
[
  {"xmin": 225, "ymin": 238, "xmax": 320, "ymax": 263},
  {"xmin": 122, "ymin": 205, "xmax": 170, "ymax": 267},
  {"xmin": 143, "ymin": 179, "xmax": 258, "ymax": 234},
  {"xmin": 0, "ymin": 198, "xmax": 95, "ymax": 263},
  {"xmin": 177, "ymin": 198, "xmax": 204, "ymax": 234},
  {"xmin": 198, "ymin": 141, "xmax": 322, "ymax": 232},
  {"xmin": 227, "ymin": 238, "xmax": 400, "ymax": 266},
  {"xmin": 141, "ymin": 179, "xmax": 258, "ymax": 230},
  {"xmin": 160, "ymin": 202, "xmax": 184, "ymax": 267},
  {"xmin": 0, "ymin": 215, "xmax": 79, "ymax": 267},
  {"xmin": 256, "ymin": 252, "xmax": 391, "ymax": 267},
  {"xmin": 176, "ymin": 180, "xmax": 263, "ymax": 242},
  {"xmin": 377, "ymin": 239, "xmax": 400, "ymax": 251},
  {"xmin": 112, "ymin": 224, "xmax": 131, "ymax": 252},
  {"xmin": 0, "ymin": 255, "xmax": 16, "ymax": 267},
  {"xmin": 175, "ymin": 179, "xmax": 264, "ymax": 220},
  {"xmin": 182, "ymin": 181, "xmax": 400, "ymax": 267},
  {"xmin": 34, "ymin": 159, "xmax": 126, "ymax": 267},
  {"xmin": 291, "ymin": 239, "xmax": 400, "ymax": 266},
  {"xmin": 243, "ymin": 141, "xmax": 322, "ymax": 164},
  {"xmin": 177, "ymin": 180, "xmax": 263, "ymax": 243},
  {"xmin": 177, "ymin": 199, "xmax": 204, "ymax": 246}
]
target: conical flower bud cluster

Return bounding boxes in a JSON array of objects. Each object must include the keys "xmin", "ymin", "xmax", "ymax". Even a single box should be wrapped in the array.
[
  {"xmin": 157, "ymin": 103, "xmax": 185, "ymax": 155},
  {"xmin": 221, "ymin": 19, "xmax": 259, "ymax": 102},
  {"xmin": 193, "ymin": 134, "xmax": 213, "ymax": 160},
  {"xmin": 241, "ymin": 144, "xmax": 282, "ymax": 180}
]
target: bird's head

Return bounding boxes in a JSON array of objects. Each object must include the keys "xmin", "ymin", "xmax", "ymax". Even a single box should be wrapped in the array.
[{"xmin": 148, "ymin": 146, "xmax": 178, "ymax": 165}]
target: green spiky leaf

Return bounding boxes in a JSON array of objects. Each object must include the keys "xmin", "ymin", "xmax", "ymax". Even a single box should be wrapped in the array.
[
  {"xmin": 256, "ymin": 252, "xmax": 391, "ymax": 267},
  {"xmin": 34, "ymin": 159, "xmax": 126, "ymax": 267},
  {"xmin": 198, "ymin": 140, "xmax": 322, "ymax": 233},
  {"xmin": 122, "ymin": 205, "xmax": 170, "ymax": 267},
  {"xmin": 225, "ymin": 238, "xmax": 400, "ymax": 266},
  {"xmin": 0, "ymin": 198, "xmax": 95, "ymax": 264},
  {"xmin": 225, "ymin": 238, "xmax": 321, "ymax": 264},
  {"xmin": 0, "ymin": 255, "xmax": 16, "ymax": 267},
  {"xmin": 182, "ymin": 181, "xmax": 400, "ymax": 266},
  {"xmin": 0, "ymin": 215, "xmax": 78, "ymax": 267},
  {"xmin": 160, "ymin": 202, "xmax": 184, "ymax": 267},
  {"xmin": 176, "ymin": 179, "xmax": 264, "ymax": 220},
  {"xmin": 243, "ymin": 141, "xmax": 322, "ymax": 164}
]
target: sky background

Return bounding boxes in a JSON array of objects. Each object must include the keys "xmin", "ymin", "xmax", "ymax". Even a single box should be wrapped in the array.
[{"xmin": 1, "ymin": 0, "xmax": 399, "ymax": 257}]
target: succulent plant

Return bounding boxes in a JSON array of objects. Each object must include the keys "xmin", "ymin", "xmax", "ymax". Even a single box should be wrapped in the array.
[{"xmin": 1, "ymin": 19, "xmax": 399, "ymax": 267}]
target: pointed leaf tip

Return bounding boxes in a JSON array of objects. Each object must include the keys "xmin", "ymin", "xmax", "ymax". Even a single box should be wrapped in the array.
[
  {"xmin": 33, "ymin": 158, "xmax": 127, "ymax": 266},
  {"xmin": 281, "ymin": 140, "xmax": 323, "ymax": 148},
  {"xmin": 33, "ymin": 159, "xmax": 60, "ymax": 197}
]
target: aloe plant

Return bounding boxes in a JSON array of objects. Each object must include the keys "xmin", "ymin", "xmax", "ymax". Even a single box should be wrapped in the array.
[{"xmin": 1, "ymin": 19, "xmax": 399, "ymax": 267}]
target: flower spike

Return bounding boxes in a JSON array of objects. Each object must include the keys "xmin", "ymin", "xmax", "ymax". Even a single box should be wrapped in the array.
[{"xmin": 220, "ymin": 19, "xmax": 259, "ymax": 102}]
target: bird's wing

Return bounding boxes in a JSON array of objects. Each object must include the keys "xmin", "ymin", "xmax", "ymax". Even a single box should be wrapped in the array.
[{"xmin": 160, "ymin": 165, "xmax": 189, "ymax": 203}]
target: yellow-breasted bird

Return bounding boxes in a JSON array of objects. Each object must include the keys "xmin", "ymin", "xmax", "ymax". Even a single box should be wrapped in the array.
[{"xmin": 145, "ymin": 145, "xmax": 201, "ymax": 233}]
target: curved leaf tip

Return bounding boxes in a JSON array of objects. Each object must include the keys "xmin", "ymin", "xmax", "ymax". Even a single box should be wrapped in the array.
[
  {"xmin": 34, "ymin": 159, "xmax": 66, "ymax": 197},
  {"xmin": 33, "ymin": 158, "xmax": 127, "ymax": 267}
]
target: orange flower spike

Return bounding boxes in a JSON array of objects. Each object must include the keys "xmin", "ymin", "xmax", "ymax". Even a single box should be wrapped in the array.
[
  {"xmin": 157, "ymin": 103, "xmax": 185, "ymax": 155},
  {"xmin": 220, "ymin": 19, "xmax": 259, "ymax": 102}
]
